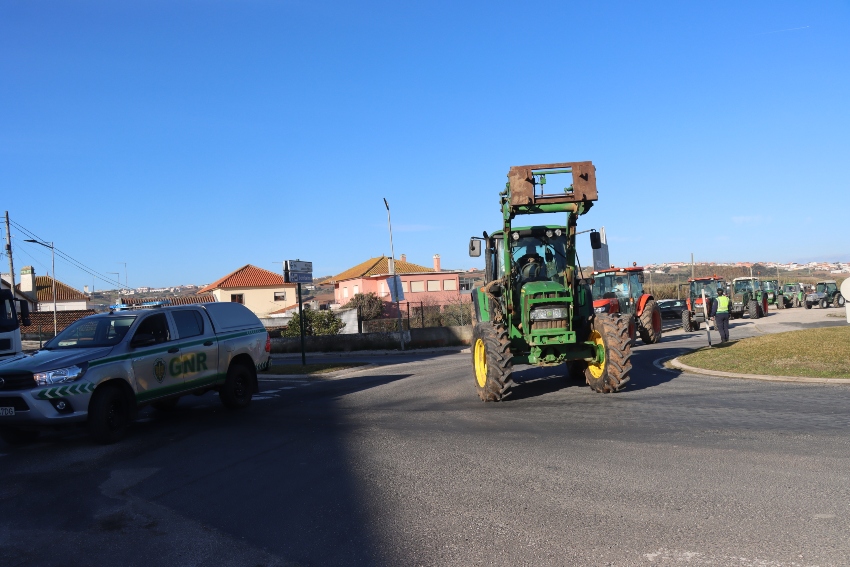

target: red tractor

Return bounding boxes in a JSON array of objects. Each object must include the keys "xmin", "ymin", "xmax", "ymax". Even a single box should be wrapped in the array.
[
  {"xmin": 679, "ymin": 276, "xmax": 727, "ymax": 331},
  {"xmin": 591, "ymin": 266, "xmax": 662, "ymax": 344}
]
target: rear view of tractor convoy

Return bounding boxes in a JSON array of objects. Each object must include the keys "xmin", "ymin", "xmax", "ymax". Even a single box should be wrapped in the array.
[{"xmin": 468, "ymin": 161, "xmax": 632, "ymax": 400}]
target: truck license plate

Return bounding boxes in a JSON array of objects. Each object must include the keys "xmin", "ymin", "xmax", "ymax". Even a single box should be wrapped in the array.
[{"xmin": 0, "ymin": 407, "xmax": 14, "ymax": 416}]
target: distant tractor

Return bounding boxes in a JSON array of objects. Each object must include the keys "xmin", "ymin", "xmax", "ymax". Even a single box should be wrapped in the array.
[
  {"xmin": 762, "ymin": 279, "xmax": 780, "ymax": 306},
  {"xmin": 591, "ymin": 266, "xmax": 662, "ymax": 344},
  {"xmin": 777, "ymin": 283, "xmax": 806, "ymax": 308},
  {"xmin": 468, "ymin": 161, "xmax": 633, "ymax": 400},
  {"xmin": 730, "ymin": 277, "xmax": 768, "ymax": 319},
  {"xmin": 805, "ymin": 280, "xmax": 845, "ymax": 309},
  {"xmin": 680, "ymin": 276, "xmax": 726, "ymax": 332}
]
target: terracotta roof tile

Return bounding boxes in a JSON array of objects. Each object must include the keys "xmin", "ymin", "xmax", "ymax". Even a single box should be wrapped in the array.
[
  {"xmin": 120, "ymin": 295, "xmax": 216, "ymax": 306},
  {"xmin": 17, "ymin": 276, "xmax": 89, "ymax": 303},
  {"xmin": 198, "ymin": 265, "xmax": 293, "ymax": 294},
  {"xmin": 331, "ymin": 256, "xmax": 434, "ymax": 282},
  {"xmin": 18, "ymin": 310, "xmax": 96, "ymax": 334}
]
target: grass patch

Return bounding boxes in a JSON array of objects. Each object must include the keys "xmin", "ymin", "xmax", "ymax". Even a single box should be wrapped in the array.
[
  {"xmin": 260, "ymin": 362, "xmax": 368, "ymax": 375},
  {"xmin": 679, "ymin": 326, "xmax": 850, "ymax": 378}
]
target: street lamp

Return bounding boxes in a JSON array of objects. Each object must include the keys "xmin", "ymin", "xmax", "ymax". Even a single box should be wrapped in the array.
[
  {"xmin": 24, "ymin": 239, "xmax": 57, "ymax": 336},
  {"xmin": 383, "ymin": 198, "xmax": 404, "ymax": 350}
]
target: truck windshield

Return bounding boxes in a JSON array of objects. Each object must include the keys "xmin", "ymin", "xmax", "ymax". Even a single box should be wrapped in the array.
[
  {"xmin": 511, "ymin": 234, "xmax": 568, "ymax": 285},
  {"xmin": 0, "ymin": 298, "xmax": 18, "ymax": 333},
  {"xmin": 43, "ymin": 316, "xmax": 136, "ymax": 349}
]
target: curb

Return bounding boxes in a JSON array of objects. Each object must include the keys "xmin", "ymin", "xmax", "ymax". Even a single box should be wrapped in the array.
[
  {"xmin": 258, "ymin": 363, "xmax": 378, "ymax": 381},
  {"xmin": 669, "ymin": 357, "xmax": 850, "ymax": 384}
]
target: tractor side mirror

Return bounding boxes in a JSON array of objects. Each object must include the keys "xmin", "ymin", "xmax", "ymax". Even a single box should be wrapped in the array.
[
  {"xmin": 469, "ymin": 238, "xmax": 482, "ymax": 257},
  {"xmin": 589, "ymin": 232, "xmax": 602, "ymax": 250}
]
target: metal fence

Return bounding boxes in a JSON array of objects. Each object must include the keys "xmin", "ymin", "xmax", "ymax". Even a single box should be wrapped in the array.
[{"xmin": 360, "ymin": 298, "xmax": 473, "ymax": 333}]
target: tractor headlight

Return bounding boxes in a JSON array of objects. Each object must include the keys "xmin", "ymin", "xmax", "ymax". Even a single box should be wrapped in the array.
[
  {"xmin": 594, "ymin": 305, "xmax": 609, "ymax": 314},
  {"xmin": 34, "ymin": 363, "xmax": 87, "ymax": 386},
  {"xmin": 554, "ymin": 228, "xmax": 562, "ymax": 237},
  {"xmin": 545, "ymin": 229, "xmax": 554, "ymax": 238},
  {"xmin": 530, "ymin": 307, "xmax": 569, "ymax": 320},
  {"xmin": 511, "ymin": 232, "xmax": 520, "ymax": 241}
]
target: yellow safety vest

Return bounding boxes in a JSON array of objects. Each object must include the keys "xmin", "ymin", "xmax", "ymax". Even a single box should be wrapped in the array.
[{"xmin": 717, "ymin": 296, "xmax": 730, "ymax": 313}]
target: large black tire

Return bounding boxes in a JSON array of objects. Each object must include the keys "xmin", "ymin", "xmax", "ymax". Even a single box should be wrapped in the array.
[
  {"xmin": 747, "ymin": 300, "xmax": 760, "ymax": 319},
  {"xmin": 776, "ymin": 295, "xmax": 785, "ymax": 309},
  {"xmin": 820, "ymin": 298, "xmax": 829, "ymax": 309},
  {"xmin": 471, "ymin": 322, "xmax": 514, "ymax": 401},
  {"xmin": 681, "ymin": 309, "xmax": 693, "ymax": 332},
  {"xmin": 584, "ymin": 314, "xmax": 632, "ymax": 393},
  {"xmin": 834, "ymin": 294, "xmax": 845, "ymax": 307},
  {"xmin": 219, "ymin": 364, "xmax": 254, "ymax": 409},
  {"xmin": 88, "ymin": 384, "xmax": 132, "ymax": 444},
  {"xmin": 151, "ymin": 397, "xmax": 180, "ymax": 412},
  {"xmin": 805, "ymin": 301, "xmax": 812, "ymax": 310},
  {"xmin": 0, "ymin": 426, "xmax": 40, "ymax": 446},
  {"xmin": 638, "ymin": 299, "xmax": 662, "ymax": 344}
]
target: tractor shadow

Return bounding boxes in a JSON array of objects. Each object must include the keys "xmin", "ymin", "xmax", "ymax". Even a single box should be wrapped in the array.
[{"xmin": 506, "ymin": 364, "xmax": 582, "ymax": 401}]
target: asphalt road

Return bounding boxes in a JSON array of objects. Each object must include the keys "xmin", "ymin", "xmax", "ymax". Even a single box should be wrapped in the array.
[{"xmin": 2, "ymin": 309, "xmax": 849, "ymax": 566}]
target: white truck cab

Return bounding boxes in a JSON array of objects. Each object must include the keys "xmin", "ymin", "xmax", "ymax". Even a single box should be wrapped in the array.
[
  {"xmin": 0, "ymin": 289, "xmax": 30, "ymax": 361},
  {"xmin": 0, "ymin": 300, "xmax": 270, "ymax": 445}
]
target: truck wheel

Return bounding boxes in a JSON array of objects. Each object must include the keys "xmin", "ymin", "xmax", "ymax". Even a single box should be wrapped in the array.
[
  {"xmin": 820, "ymin": 298, "xmax": 829, "ymax": 309},
  {"xmin": 638, "ymin": 299, "xmax": 662, "ymax": 344},
  {"xmin": 151, "ymin": 397, "xmax": 180, "ymax": 412},
  {"xmin": 0, "ymin": 426, "xmax": 40, "ymax": 446},
  {"xmin": 681, "ymin": 310, "xmax": 692, "ymax": 332},
  {"xmin": 219, "ymin": 364, "xmax": 254, "ymax": 409},
  {"xmin": 585, "ymin": 314, "xmax": 632, "ymax": 393},
  {"xmin": 88, "ymin": 384, "xmax": 132, "ymax": 444},
  {"xmin": 472, "ymin": 322, "xmax": 514, "ymax": 401},
  {"xmin": 747, "ymin": 300, "xmax": 760, "ymax": 319}
]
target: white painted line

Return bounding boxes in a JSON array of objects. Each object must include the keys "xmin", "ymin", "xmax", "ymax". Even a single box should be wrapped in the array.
[{"xmin": 253, "ymin": 396, "xmax": 273, "ymax": 400}]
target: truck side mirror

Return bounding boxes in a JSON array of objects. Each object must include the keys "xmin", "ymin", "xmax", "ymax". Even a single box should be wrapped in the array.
[
  {"xmin": 589, "ymin": 232, "xmax": 602, "ymax": 250},
  {"xmin": 18, "ymin": 300, "xmax": 31, "ymax": 327},
  {"xmin": 469, "ymin": 238, "xmax": 482, "ymax": 257}
]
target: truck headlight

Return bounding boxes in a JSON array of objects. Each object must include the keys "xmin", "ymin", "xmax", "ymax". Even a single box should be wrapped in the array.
[
  {"xmin": 531, "ymin": 307, "xmax": 569, "ymax": 320},
  {"xmin": 34, "ymin": 363, "xmax": 87, "ymax": 386},
  {"xmin": 594, "ymin": 305, "xmax": 609, "ymax": 314}
]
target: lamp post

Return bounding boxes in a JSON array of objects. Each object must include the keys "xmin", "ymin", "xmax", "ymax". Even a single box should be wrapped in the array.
[
  {"xmin": 383, "ymin": 198, "xmax": 405, "ymax": 350},
  {"xmin": 24, "ymin": 239, "xmax": 57, "ymax": 336}
]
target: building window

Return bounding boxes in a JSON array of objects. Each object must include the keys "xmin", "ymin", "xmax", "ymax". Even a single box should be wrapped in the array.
[
  {"xmin": 410, "ymin": 281, "xmax": 425, "ymax": 293},
  {"xmin": 230, "ymin": 294, "xmax": 244, "ymax": 304},
  {"xmin": 343, "ymin": 287, "xmax": 349, "ymax": 298},
  {"xmin": 274, "ymin": 292, "xmax": 286, "ymax": 301},
  {"xmin": 443, "ymin": 279, "xmax": 457, "ymax": 291},
  {"xmin": 353, "ymin": 285, "xmax": 359, "ymax": 295},
  {"xmin": 402, "ymin": 281, "xmax": 409, "ymax": 292},
  {"xmin": 427, "ymin": 280, "xmax": 440, "ymax": 292}
]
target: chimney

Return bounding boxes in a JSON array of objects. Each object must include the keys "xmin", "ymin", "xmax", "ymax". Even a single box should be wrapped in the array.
[
  {"xmin": 400, "ymin": 254, "xmax": 406, "ymax": 263},
  {"xmin": 433, "ymin": 254, "xmax": 441, "ymax": 272},
  {"xmin": 20, "ymin": 266, "xmax": 36, "ymax": 294}
]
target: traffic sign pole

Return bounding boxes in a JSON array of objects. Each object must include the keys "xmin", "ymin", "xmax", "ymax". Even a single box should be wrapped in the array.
[{"xmin": 298, "ymin": 282, "xmax": 306, "ymax": 365}]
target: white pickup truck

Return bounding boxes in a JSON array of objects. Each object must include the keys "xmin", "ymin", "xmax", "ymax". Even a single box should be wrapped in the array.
[{"xmin": 0, "ymin": 301, "xmax": 270, "ymax": 445}]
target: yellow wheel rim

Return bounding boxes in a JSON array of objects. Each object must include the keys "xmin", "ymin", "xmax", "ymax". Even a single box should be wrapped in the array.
[
  {"xmin": 587, "ymin": 329, "xmax": 606, "ymax": 379},
  {"xmin": 474, "ymin": 338, "xmax": 488, "ymax": 388}
]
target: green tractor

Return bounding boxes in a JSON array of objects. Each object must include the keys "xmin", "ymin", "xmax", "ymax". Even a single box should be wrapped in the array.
[
  {"xmin": 777, "ymin": 283, "xmax": 806, "ymax": 308},
  {"xmin": 762, "ymin": 279, "xmax": 781, "ymax": 307},
  {"xmin": 468, "ymin": 161, "xmax": 632, "ymax": 401},
  {"xmin": 730, "ymin": 277, "xmax": 768, "ymax": 319}
]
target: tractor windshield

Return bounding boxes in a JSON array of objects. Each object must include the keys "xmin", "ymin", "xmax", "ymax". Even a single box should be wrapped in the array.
[
  {"xmin": 783, "ymin": 284, "xmax": 797, "ymax": 294},
  {"xmin": 734, "ymin": 280, "xmax": 754, "ymax": 294},
  {"xmin": 691, "ymin": 280, "xmax": 722, "ymax": 299},
  {"xmin": 816, "ymin": 282, "xmax": 837, "ymax": 294},
  {"xmin": 592, "ymin": 273, "xmax": 641, "ymax": 300},
  {"xmin": 762, "ymin": 281, "xmax": 777, "ymax": 291},
  {"xmin": 511, "ymin": 234, "xmax": 569, "ymax": 285}
]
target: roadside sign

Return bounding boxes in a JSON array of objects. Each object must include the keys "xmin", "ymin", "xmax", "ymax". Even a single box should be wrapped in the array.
[
  {"xmin": 288, "ymin": 272, "xmax": 313, "ymax": 284},
  {"xmin": 389, "ymin": 275, "xmax": 404, "ymax": 302},
  {"xmin": 286, "ymin": 260, "xmax": 312, "ymax": 273}
]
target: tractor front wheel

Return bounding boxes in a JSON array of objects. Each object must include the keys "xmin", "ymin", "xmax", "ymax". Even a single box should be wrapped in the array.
[
  {"xmin": 471, "ymin": 322, "xmax": 514, "ymax": 402},
  {"xmin": 584, "ymin": 314, "xmax": 632, "ymax": 393},
  {"xmin": 776, "ymin": 295, "xmax": 785, "ymax": 309},
  {"xmin": 681, "ymin": 310, "xmax": 693, "ymax": 332},
  {"xmin": 747, "ymin": 300, "xmax": 760, "ymax": 319},
  {"xmin": 820, "ymin": 298, "xmax": 829, "ymax": 309},
  {"xmin": 805, "ymin": 301, "xmax": 812, "ymax": 310},
  {"xmin": 638, "ymin": 299, "xmax": 662, "ymax": 344}
]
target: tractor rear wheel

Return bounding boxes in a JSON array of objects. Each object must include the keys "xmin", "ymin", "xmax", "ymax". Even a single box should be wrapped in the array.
[
  {"xmin": 471, "ymin": 321, "xmax": 514, "ymax": 401},
  {"xmin": 747, "ymin": 300, "xmax": 760, "ymax": 319},
  {"xmin": 776, "ymin": 295, "xmax": 785, "ymax": 309},
  {"xmin": 638, "ymin": 299, "xmax": 662, "ymax": 344},
  {"xmin": 805, "ymin": 301, "xmax": 812, "ymax": 309},
  {"xmin": 681, "ymin": 310, "xmax": 693, "ymax": 332},
  {"xmin": 835, "ymin": 294, "xmax": 845, "ymax": 307},
  {"xmin": 584, "ymin": 314, "xmax": 632, "ymax": 393}
]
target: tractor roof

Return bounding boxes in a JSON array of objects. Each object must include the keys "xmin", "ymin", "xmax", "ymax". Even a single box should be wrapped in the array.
[
  {"xmin": 593, "ymin": 266, "xmax": 644, "ymax": 275},
  {"xmin": 688, "ymin": 276, "xmax": 724, "ymax": 282}
]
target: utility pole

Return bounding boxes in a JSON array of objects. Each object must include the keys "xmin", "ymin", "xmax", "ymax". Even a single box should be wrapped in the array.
[
  {"xmin": 25, "ymin": 238, "xmax": 57, "ymax": 336},
  {"xmin": 4, "ymin": 212, "xmax": 14, "ymax": 292},
  {"xmin": 383, "ymin": 198, "xmax": 405, "ymax": 351},
  {"xmin": 691, "ymin": 253, "xmax": 695, "ymax": 279}
]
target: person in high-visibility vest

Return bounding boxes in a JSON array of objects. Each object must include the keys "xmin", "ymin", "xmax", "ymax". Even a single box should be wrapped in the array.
[{"xmin": 710, "ymin": 287, "xmax": 731, "ymax": 343}]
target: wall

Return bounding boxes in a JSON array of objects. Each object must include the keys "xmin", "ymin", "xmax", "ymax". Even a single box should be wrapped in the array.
[
  {"xmin": 335, "ymin": 273, "xmax": 462, "ymax": 307},
  {"xmin": 37, "ymin": 300, "xmax": 90, "ymax": 312},
  {"xmin": 269, "ymin": 325, "xmax": 472, "ymax": 353},
  {"xmin": 212, "ymin": 285, "xmax": 296, "ymax": 317}
]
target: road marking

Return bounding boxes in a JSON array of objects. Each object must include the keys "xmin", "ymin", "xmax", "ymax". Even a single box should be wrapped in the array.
[
  {"xmin": 252, "ymin": 396, "xmax": 273, "ymax": 400},
  {"xmin": 652, "ymin": 350, "xmax": 689, "ymax": 372}
]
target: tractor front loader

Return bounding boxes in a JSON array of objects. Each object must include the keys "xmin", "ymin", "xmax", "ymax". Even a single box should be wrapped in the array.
[{"xmin": 468, "ymin": 161, "xmax": 632, "ymax": 401}]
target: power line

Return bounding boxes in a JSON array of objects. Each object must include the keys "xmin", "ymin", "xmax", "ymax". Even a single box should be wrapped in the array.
[{"xmin": 10, "ymin": 219, "xmax": 125, "ymax": 289}]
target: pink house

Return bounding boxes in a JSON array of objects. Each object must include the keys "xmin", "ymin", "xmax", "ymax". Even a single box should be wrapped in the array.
[{"xmin": 331, "ymin": 254, "xmax": 461, "ymax": 308}]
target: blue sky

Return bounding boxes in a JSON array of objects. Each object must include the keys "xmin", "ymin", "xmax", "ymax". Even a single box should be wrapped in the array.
[{"xmin": 2, "ymin": 1, "xmax": 848, "ymax": 290}]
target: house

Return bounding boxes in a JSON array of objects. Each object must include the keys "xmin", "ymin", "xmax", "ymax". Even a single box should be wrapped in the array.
[
  {"xmin": 1, "ymin": 273, "xmax": 36, "ymax": 312},
  {"xmin": 15, "ymin": 266, "xmax": 92, "ymax": 311},
  {"xmin": 331, "ymin": 254, "xmax": 462, "ymax": 308},
  {"xmin": 197, "ymin": 264, "xmax": 297, "ymax": 317}
]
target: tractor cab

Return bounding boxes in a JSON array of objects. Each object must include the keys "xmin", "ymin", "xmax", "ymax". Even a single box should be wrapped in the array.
[
  {"xmin": 591, "ymin": 267, "xmax": 645, "ymax": 315},
  {"xmin": 679, "ymin": 276, "xmax": 725, "ymax": 332}
]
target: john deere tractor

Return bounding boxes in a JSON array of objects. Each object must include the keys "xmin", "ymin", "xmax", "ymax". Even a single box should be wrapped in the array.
[
  {"xmin": 762, "ymin": 279, "xmax": 780, "ymax": 306},
  {"xmin": 468, "ymin": 161, "xmax": 632, "ymax": 401},
  {"xmin": 680, "ymin": 276, "xmax": 726, "ymax": 332},
  {"xmin": 591, "ymin": 266, "xmax": 662, "ymax": 344}
]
